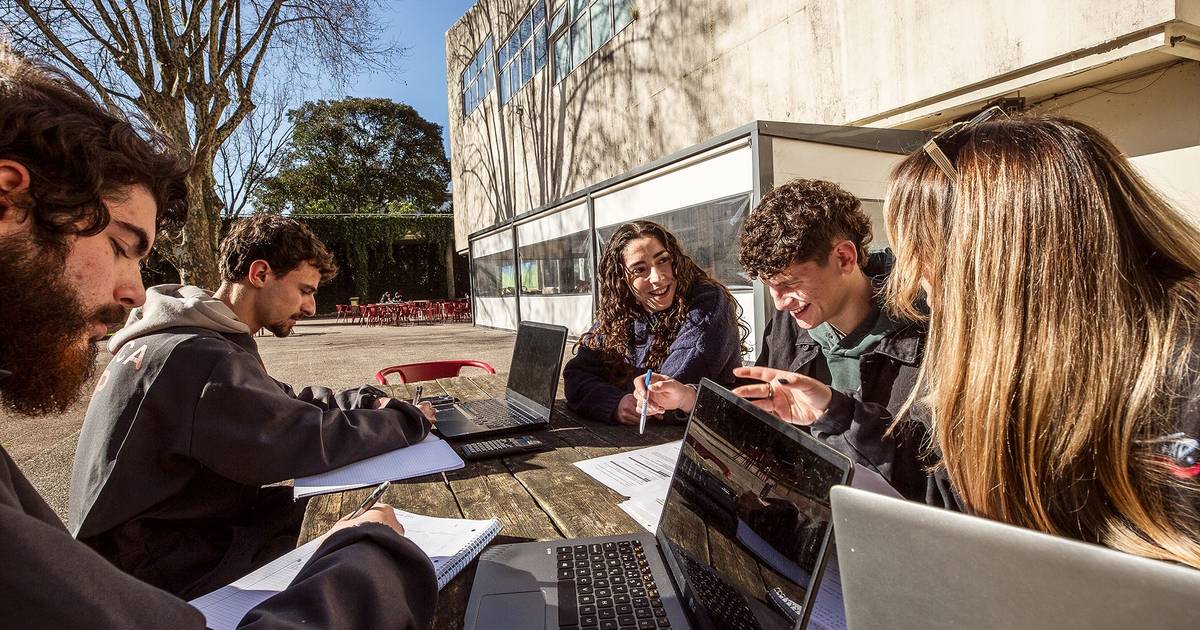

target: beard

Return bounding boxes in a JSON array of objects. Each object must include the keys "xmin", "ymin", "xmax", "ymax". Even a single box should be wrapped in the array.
[
  {"xmin": 0, "ymin": 237, "xmax": 125, "ymax": 415},
  {"xmin": 264, "ymin": 315, "xmax": 300, "ymax": 338}
]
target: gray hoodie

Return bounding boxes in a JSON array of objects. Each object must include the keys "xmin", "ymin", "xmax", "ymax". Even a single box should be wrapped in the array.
[{"xmin": 68, "ymin": 284, "xmax": 432, "ymax": 599}]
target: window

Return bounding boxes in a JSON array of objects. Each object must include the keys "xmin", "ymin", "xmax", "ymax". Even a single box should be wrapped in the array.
[
  {"xmin": 552, "ymin": 0, "xmax": 635, "ymax": 83},
  {"xmin": 596, "ymin": 194, "xmax": 753, "ymax": 290},
  {"xmin": 498, "ymin": 1, "xmax": 549, "ymax": 105},
  {"xmin": 460, "ymin": 36, "xmax": 494, "ymax": 117},
  {"xmin": 518, "ymin": 229, "xmax": 593, "ymax": 295},
  {"xmin": 473, "ymin": 249, "xmax": 517, "ymax": 297}
]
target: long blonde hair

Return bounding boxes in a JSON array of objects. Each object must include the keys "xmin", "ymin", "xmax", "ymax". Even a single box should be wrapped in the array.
[{"xmin": 884, "ymin": 114, "xmax": 1200, "ymax": 567}]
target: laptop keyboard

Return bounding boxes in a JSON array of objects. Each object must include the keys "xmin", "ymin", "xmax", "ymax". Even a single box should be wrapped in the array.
[
  {"xmin": 676, "ymin": 547, "xmax": 760, "ymax": 630},
  {"xmin": 460, "ymin": 399, "xmax": 543, "ymax": 429},
  {"xmin": 555, "ymin": 539, "xmax": 670, "ymax": 629}
]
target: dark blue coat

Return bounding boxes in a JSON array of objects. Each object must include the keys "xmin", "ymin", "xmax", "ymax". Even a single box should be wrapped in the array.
[{"xmin": 564, "ymin": 281, "xmax": 742, "ymax": 423}]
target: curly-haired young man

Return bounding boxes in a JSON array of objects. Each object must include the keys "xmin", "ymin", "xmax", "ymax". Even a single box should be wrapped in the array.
[
  {"xmin": 69, "ymin": 213, "xmax": 438, "ymax": 600},
  {"xmin": 637, "ymin": 179, "xmax": 932, "ymax": 500}
]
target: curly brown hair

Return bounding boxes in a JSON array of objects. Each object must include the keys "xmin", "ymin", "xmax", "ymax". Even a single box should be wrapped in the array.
[
  {"xmin": 0, "ymin": 44, "xmax": 190, "ymax": 248},
  {"xmin": 738, "ymin": 179, "xmax": 870, "ymax": 279},
  {"xmin": 220, "ymin": 214, "xmax": 338, "ymax": 283},
  {"xmin": 583, "ymin": 221, "xmax": 748, "ymax": 382}
]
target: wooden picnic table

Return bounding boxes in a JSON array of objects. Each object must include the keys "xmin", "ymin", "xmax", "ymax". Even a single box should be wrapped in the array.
[{"xmin": 297, "ymin": 372, "xmax": 686, "ymax": 630}]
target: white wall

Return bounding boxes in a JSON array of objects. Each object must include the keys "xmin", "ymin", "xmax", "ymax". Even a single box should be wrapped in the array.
[
  {"xmin": 474, "ymin": 296, "xmax": 518, "ymax": 330},
  {"xmin": 519, "ymin": 294, "xmax": 595, "ymax": 337}
]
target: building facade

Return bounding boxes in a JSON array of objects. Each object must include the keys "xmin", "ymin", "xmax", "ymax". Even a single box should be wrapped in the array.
[{"xmin": 446, "ymin": 0, "xmax": 1200, "ymax": 344}]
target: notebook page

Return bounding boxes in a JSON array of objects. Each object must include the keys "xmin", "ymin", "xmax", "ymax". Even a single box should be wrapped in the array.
[
  {"xmin": 190, "ymin": 510, "xmax": 501, "ymax": 629},
  {"xmin": 293, "ymin": 435, "xmax": 465, "ymax": 498}
]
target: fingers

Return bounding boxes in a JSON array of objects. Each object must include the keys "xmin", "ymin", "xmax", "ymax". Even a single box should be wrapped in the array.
[
  {"xmin": 731, "ymin": 383, "xmax": 772, "ymax": 400},
  {"xmin": 733, "ymin": 365, "xmax": 792, "ymax": 383}
]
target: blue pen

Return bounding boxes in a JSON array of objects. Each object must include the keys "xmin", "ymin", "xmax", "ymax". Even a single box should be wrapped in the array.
[{"xmin": 638, "ymin": 369, "xmax": 652, "ymax": 435}]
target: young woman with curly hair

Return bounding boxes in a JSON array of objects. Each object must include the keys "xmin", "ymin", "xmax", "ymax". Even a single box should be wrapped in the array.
[{"xmin": 563, "ymin": 221, "xmax": 747, "ymax": 425}]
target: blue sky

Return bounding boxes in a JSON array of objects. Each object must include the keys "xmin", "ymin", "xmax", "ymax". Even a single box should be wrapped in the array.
[{"xmin": 318, "ymin": 0, "xmax": 478, "ymax": 157}]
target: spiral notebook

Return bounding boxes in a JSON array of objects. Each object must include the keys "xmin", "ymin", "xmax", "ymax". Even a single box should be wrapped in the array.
[{"xmin": 189, "ymin": 509, "xmax": 502, "ymax": 630}]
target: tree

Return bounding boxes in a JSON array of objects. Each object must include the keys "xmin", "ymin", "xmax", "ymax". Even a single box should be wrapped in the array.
[
  {"xmin": 254, "ymin": 97, "xmax": 450, "ymax": 216},
  {"xmin": 217, "ymin": 83, "xmax": 294, "ymax": 219},
  {"xmin": 2, "ymin": 0, "xmax": 399, "ymax": 288}
]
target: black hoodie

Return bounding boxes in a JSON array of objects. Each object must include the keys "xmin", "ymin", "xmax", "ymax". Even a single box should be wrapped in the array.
[{"xmin": 68, "ymin": 284, "xmax": 434, "ymax": 599}]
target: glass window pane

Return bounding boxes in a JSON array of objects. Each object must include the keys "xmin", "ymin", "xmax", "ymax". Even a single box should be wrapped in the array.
[
  {"xmin": 510, "ymin": 62, "xmax": 520, "ymax": 96},
  {"xmin": 614, "ymin": 0, "xmax": 633, "ymax": 31},
  {"xmin": 550, "ymin": 7, "xmax": 566, "ymax": 32},
  {"xmin": 554, "ymin": 33, "xmax": 571, "ymax": 82},
  {"xmin": 570, "ymin": 0, "xmax": 589, "ymax": 17},
  {"xmin": 499, "ymin": 66, "xmax": 510, "ymax": 103},
  {"xmin": 571, "ymin": 16, "xmax": 590, "ymax": 67},
  {"xmin": 596, "ymin": 194, "xmax": 753, "ymax": 289},
  {"xmin": 508, "ymin": 34, "xmax": 520, "ymax": 61},
  {"xmin": 521, "ymin": 44, "xmax": 533, "ymax": 83},
  {"xmin": 518, "ymin": 230, "xmax": 593, "ymax": 295},
  {"xmin": 533, "ymin": 1, "xmax": 546, "ymax": 26},
  {"xmin": 520, "ymin": 12, "xmax": 533, "ymax": 42},
  {"xmin": 590, "ymin": 0, "xmax": 612, "ymax": 50},
  {"xmin": 534, "ymin": 25, "xmax": 547, "ymax": 71}
]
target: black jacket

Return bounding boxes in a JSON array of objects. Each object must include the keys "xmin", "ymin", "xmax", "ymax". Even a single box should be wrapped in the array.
[
  {"xmin": 564, "ymin": 281, "xmax": 743, "ymax": 423},
  {"xmin": 70, "ymin": 288, "xmax": 432, "ymax": 599},
  {"xmin": 755, "ymin": 254, "xmax": 939, "ymax": 502},
  {"xmin": 0, "ymin": 378, "xmax": 437, "ymax": 629}
]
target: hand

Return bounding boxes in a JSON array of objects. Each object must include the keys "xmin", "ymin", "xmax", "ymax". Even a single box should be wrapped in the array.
[
  {"xmin": 633, "ymin": 373, "xmax": 697, "ymax": 415},
  {"xmin": 613, "ymin": 393, "xmax": 642, "ymax": 425},
  {"xmin": 416, "ymin": 401, "xmax": 436, "ymax": 424},
  {"xmin": 731, "ymin": 366, "xmax": 833, "ymax": 426},
  {"xmin": 326, "ymin": 502, "xmax": 406, "ymax": 538}
]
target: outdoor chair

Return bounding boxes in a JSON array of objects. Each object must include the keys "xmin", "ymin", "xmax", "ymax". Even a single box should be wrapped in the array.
[{"xmin": 375, "ymin": 360, "xmax": 496, "ymax": 385}]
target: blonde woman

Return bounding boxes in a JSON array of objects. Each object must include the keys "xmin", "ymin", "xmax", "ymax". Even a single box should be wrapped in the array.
[{"xmin": 735, "ymin": 111, "xmax": 1200, "ymax": 568}]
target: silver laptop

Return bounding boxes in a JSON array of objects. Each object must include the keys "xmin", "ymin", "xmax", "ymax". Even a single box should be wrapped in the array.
[
  {"xmin": 435, "ymin": 321, "xmax": 568, "ymax": 439},
  {"xmin": 462, "ymin": 379, "xmax": 855, "ymax": 630},
  {"xmin": 831, "ymin": 485, "xmax": 1200, "ymax": 629}
]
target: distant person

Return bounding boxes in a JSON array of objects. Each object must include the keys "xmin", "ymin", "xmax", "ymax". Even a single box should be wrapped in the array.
[
  {"xmin": 0, "ymin": 45, "xmax": 435, "ymax": 628},
  {"xmin": 381, "ymin": 291, "xmax": 392, "ymax": 303},
  {"xmin": 70, "ymin": 214, "xmax": 437, "ymax": 598},
  {"xmin": 637, "ymin": 180, "xmax": 932, "ymax": 499},
  {"xmin": 564, "ymin": 221, "xmax": 747, "ymax": 424}
]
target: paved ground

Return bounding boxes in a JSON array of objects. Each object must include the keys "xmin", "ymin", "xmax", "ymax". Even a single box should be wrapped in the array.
[{"xmin": 0, "ymin": 318, "xmax": 563, "ymax": 522}]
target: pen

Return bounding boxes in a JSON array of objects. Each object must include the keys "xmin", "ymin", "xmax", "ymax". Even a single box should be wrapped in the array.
[
  {"xmin": 639, "ymin": 369, "xmax": 652, "ymax": 435},
  {"xmin": 346, "ymin": 480, "xmax": 390, "ymax": 519},
  {"xmin": 411, "ymin": 384, "xmax": 449, "ymax": 487}
]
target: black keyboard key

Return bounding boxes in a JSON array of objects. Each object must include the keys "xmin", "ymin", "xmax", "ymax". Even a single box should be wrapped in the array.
[
  {"xmin": 559, "ymin": 569, "xmax": 575, "ymax": 580},
  {"xmin": 579, "ymin": 594, "xmax": 595, "ymax": 605},
  {"xmin": 597, "ymin": 598, "xmax": 614, "ymax": 608},
  {"xmin": 580, "ymin": 604, "xmax": 596, "ymax": 615},
  {"xmin": 613, "ymin": 585, "xmax": 628, "ymax": 594},
  {"xmin": 618, "ymin": 614, "xmax": 635, "ymax": 626},
  {"xmin": 638, "ymin": 620, "xmax": 656, "ymax": 629},
  {"xmin": 595, "ymin": 588, "xmax": 611, "ymax": 597},
  {"xmin": 633, "ymin": 597, "xmax": 649, "ymax": 607},
  {"xmin": 599, "ymin": 609, "xmax": 615, "ymax": 619},
  {"xmin": 617, "ymin": 604, "xmax": 633, "ymax": 615},
  {"xmin": 600, "ymin": 621, "xmax": 618, "ymax": 630},
  {"xmin": 581, "ymin": 616, "xmax": 598, "ymax": 627},
  {"xmin": 614, "ymin": 594, "xmax": 631, "ymax": 604},
  {"xmin": 558, "ymin": 580, "xmax": 578, "ymax": 627},
  {"xmin": 635, "ymin": 608, "xmax": 652, "ymax": 619},
  {"xmin": 578, "ymin": 585, "xmax": 594, "ymax": 595}
]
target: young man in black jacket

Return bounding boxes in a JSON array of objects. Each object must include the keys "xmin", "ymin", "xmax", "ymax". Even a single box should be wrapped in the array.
[
  {"xmin": 0, "ymin": 46, "xmax": 435, "ymax": 628},
  {"xmin": 636, "ymin": 179, "xmax": 934, "ymax": 500},
  {"xmin": 69, "ymin": 213, "xmax": 437, "ymax": 598}
]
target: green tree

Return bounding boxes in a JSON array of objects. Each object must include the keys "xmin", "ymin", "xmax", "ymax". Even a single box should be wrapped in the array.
[{"xmin": 255, "ymin": 97, "xmax": 450, "ymax": 215}]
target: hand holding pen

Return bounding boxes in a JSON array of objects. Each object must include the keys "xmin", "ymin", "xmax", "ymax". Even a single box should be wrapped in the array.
[
  {"xmin": 638, "ymin": 369, "xmax": 652, "ymax": 434},
  {"xmin": 326, "ymin": 481, "xmax": 406, "ymax": 538}
]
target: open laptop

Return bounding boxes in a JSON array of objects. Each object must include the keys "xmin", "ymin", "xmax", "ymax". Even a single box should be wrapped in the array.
[
  {"xmin": 462, "ymin": 378, "xmax": 855, "ymax": 630},
  {"xmin": 831, "ymin": 485, "xmax": 1200, "ymax": 630},
  {"xmin": 435, "ymin": 320, "xmax": 568, "ymax": 439}
]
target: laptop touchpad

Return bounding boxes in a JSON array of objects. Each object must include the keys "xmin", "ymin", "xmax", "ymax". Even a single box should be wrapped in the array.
[{"xmin": 475, "ymin": 591, "xmax": 550, "ymax": 630}]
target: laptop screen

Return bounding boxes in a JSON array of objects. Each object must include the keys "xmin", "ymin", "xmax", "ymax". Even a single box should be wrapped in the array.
[
  {"xmin": 506, "ymin": 322, "xmax": 567, "ymax": 411},
  {"xmin": 656, "ymin": 380, "xmax": 851, "ymax": 630}
]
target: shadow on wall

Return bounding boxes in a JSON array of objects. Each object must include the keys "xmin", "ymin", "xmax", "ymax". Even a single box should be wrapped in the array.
[{"xmin": 450, "ymin": 0, "xmax": 738, "ymax": 231}]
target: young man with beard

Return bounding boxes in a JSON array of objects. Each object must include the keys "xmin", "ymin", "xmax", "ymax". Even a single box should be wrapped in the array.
[
  {"xmin": 636, "ymin": 179, "xmax": 933, "ymax": 500},
  {"xmin": 0, "ymin": 47, "xmax": 436, "ymax": 628},
  {"xmin": 69, "ymin": 213, "xmax": 437, "ymax": 599}
]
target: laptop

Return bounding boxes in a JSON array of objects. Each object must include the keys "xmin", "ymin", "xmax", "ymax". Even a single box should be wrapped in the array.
[
  {"xmin": 462, "ymin": 378, "xmax": 855, "ymax": 630},
  {"xmin": 435, "ymin": 321, "xmax": 568, "ymax": 439},
  {"xmin": 831, "ymin": 485, "xmax": 1200, "ymax": 630}
]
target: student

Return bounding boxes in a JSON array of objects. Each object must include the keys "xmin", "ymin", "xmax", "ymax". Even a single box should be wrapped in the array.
[
  {"xmin": 748, "ymin": 112, "xmax": 1200, "ymax": 567},
  {"xmin": 637, "ymin": 180, "xmax": 932, "ymax": 499},
  {"xmin": 69, "ymin": 213, "xmax": 437, "ymax": 598},
  {"xmin": 0, "ymin": 46, "xmax": 435, "ymax": 628},
  {"xmin": 564, "ymin": 221, "xmax": 747, "ymax": 425}
]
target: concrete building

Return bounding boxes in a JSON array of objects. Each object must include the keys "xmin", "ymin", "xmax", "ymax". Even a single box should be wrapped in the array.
[{"xmin": 446, "ymin": 0, "xmax": 1200, "ymax": 346}]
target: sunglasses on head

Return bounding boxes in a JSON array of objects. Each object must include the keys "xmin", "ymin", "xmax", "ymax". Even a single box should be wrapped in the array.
[{"xmin": 922, "ymin": 105, "xmax": 1007, "ymax": 181}]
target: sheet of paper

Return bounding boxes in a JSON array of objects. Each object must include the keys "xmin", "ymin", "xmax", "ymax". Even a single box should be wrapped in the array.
[
  {"xmin": 190, "ymin": 509, "xmax": 501, "ymax": 630},
  {"xmin": 574, "ymin": 439, "xmax": 682, "ymax": 498},
  {"xmin": 293, "ymin": 435, "xmax": 464, "ymax": 498},
  {"xmin": 617, "ymin": 477, "xmax": 671, "ymax": 532}
]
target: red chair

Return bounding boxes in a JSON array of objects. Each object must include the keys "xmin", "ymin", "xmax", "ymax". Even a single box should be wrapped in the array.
[{"xmin": 375, "ymin": 360, "xmax": 497, "ymax": 385}]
